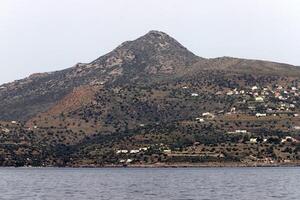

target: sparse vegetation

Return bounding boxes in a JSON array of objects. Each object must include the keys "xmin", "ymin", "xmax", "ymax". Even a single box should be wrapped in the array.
[{"xmin": 0, "ymin": 31, "xmax": 300, "ymax": 167}]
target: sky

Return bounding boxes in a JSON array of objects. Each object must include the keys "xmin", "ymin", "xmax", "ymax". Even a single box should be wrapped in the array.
[{"xmin": 0, "ymin": 0, "xmax": 300, "ymax": 84}]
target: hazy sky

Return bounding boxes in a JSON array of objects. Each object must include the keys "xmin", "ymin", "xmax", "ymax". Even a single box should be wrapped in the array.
[{"xmin": 1, "ymin": 0, "xmax": 300, "ymax": 84}]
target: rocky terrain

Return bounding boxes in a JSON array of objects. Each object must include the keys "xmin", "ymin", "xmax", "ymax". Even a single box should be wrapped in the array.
[{"xmin": 0, "ymin": 31, "xmax": 300, "ymax": 167}]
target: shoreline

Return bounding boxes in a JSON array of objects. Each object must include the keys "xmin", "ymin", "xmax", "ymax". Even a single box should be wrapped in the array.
[
  {"xmin": 101, "ymin": 162, "xmax": 300, "ymax": 168},
  {"xmin": 2, "ymin": 161, "xmax": 300, "ymax": 169},
  {"xmin": 49, "ymin": 161, "xmax": 300, "ymax": 168}
]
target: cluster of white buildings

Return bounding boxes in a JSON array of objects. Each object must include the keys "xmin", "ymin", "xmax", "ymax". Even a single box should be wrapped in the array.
[
  {"xmin": 249, "ymin": 136, "xmax": 299, "ymax": 144},
  {"xmin": 219, "ymin": 84, "xmax": 300, "ymax": 117},
  {"xmin": 116, "ymin": 147, "xmax": 149, "ymax": 155},
  {"xmin": 1, "ymin": 128, "xmax": 10, "ymax": 133},
  {"xmin": 227, "ymin": 130, "xmax": 248, "ymax": 134}
]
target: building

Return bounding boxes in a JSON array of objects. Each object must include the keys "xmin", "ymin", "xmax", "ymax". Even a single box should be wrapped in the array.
[
  {"xmin": 195, "ymin": 118, "xmax": 205, "ymax": 122},
  {"xmin": 255, "ymin": 96, "xmax": 264, "ymax": 102},
  {"xmin": 294, "ymin": 126, "xmax": 300, "ymax": 130},
  {"xmin": 130, "ymin": 150, "xmax": 140, "ymax": 154},
  {"xmin": 139, "ymin": 147, "xmax": 149, "ymax": 151},
  {"xmin": 163, "ymin": 149, "xmax": 171, "ymax": 153},
  {"xmin": 116, "ymin": 150, "xmax": 129, "ymax": 154},
  {"xmin": 202, "ymin": 112, "xmax": 215, "ymax": 119},
  {"xmin": 227, "ymin": 130, "xmax": 248, "ymax": 134},
  {"xmin": 256, "ymin": 113, "xmax": 266, "ymax": 117},
  {"xmin": 250, "ymin": 138, "xmax": 258, "ymax": 143},
  {"xmin": 226, "ymin": 91, "xmax": 234, "ymax": 96},
  {"xmin": 281, "ymin": 136, "xmax": 299, "ymax": 143},
  {"xmin": 235, "ymin": 130, "xmax": 247, "ymax": 133},
  {"xmin": 1, "ymin": 128, "xmax": 10, "ymax": 133}
]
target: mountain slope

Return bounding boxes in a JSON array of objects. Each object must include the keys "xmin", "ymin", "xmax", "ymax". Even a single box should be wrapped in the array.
[
  {"xmin": 0, "ymin": 31, "xmax": 199, "ymax": 121},
  {"xmin": 194, "ymin": 57, "xmax": 300, "ymax": 76},
  {"xmin": 1, "ymin": 30, "xmax": 300, "ymax": 167},
  {"xmin": 0, "ymin": 30, "xmax": 299, "ymax": 122}
]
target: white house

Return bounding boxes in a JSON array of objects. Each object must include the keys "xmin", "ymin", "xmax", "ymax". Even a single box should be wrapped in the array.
[
  {"xmin": 293, "ymin": 126, "xmax": 300, "ymax": 130},
  {"xmin": 235, "ymin": 130, "xmax": 247, "ymax": 133},
  {"xmin": 195, "ymin": 118, "xmax": 205, "ymax": 122},
  {"xmin": 281, "ymin": 136, "xmax": 298, "ymax": 143},
  {"xmin": 252, "ymin": 86, "xmax": 258, "ymax": 90},
  {"xmin": 226, "ymin": 91, "xmax": 234, "ymax": 96},
  {"xmin": 292, "ymin": 87, "xmax": 297, "ymax": 91},
  {"xmin": 1, "ymin": 128, "xmax": 10, "ymax": 133},
  {"xmin": 130, "ymin": 150, "xmax": 140, "ymax": 154},
  {"xmin": 116, "ymin": 150, "xmax": 129, "ymax": 154},
  {"xmin": 250, "ymin": 138, "xmax": 258, "ymax": 143},
  {"xmin": 263, "ymin": 138, "xmax": 268, "ymax": 143},
  {"xmin": 139, "ymin": 147, "xmax": 149, "ymax": 151},
  {"xmin": 202, "ymin": 112, "xmax": 215, "ymax": 119},
  {"xmin": 227, "ymin": 130, "xmax": 248, "ymax": 134},
  {"xmin": 191, "ymin": 93, "xmax": 199, "ymax": 97},
  {"xmin": 230, "ymin": 107, "xmax": 236, "ymax": 113},
  {"xmin": 163, "ymin": 149, "xmax": 171, "ymax": 153},
  {"xmin": 255, "ymin": 96, "xmax": 264, "ymax": 102},
  {"xmin": 256, "ymin": 113, "xmax": 267, "ymax": 117}
]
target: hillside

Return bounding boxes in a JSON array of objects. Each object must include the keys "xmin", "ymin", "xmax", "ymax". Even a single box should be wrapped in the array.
[
  {"xmin": 0, "ymin": 31, "xmax": 199, "ymax": 121},
  {"xmin": 0, "ymin": 31, "xmax": 300, "ymax": 167}
]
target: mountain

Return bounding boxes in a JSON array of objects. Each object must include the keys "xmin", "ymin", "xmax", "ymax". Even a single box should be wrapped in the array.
[
  {"xmin": 0, "ymin": 31, "xmax": 300, "ymax": 167},
  {"xmin": 1, "ymin": 31, "xmax": 299, "ymax": 122},
  {"xmin": 0, "ymin": 31, "xmax": 199, "ymax": 121}
]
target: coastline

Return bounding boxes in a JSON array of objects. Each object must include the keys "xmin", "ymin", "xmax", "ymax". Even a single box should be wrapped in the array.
[
  {"xmin": 1, "ymin": 161, "xmax": 300, "ymax": 169},
  {"xmin": 69, "ymin": 161, "xmax": 300, "ymax": 168}
]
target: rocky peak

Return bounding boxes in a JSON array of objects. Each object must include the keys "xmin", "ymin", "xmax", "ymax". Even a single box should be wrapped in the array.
[{"xmin": 91, "ymin": 30, "xmax": 200, "ymax": 75}]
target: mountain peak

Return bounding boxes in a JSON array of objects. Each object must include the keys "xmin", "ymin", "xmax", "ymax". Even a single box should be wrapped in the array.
[
  {"xmin": 114, "ymin": 30, "xmax": 190, "ymax": 52},
  {"xmin": 134, "ymin": 30, "xmax": 188, "ymax": 50},
  {"xmin": 142, "ymin": 30, "xmax": 173, "ymax": 40},
  {"xmin": 91, "ymin": 30, "xmax": 200, "ymax": 75}
]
